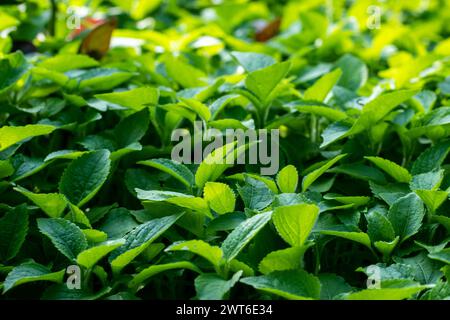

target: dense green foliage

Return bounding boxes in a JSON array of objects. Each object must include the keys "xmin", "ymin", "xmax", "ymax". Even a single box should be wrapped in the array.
[{"xmin": 0, "ymin": 0, "xmax": 449, "ymax": 300}]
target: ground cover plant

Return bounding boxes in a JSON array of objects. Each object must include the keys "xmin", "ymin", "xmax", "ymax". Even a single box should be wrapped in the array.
[{"xmin": 0, "ymin": 0, "xmax": 449, "ymax": 300}]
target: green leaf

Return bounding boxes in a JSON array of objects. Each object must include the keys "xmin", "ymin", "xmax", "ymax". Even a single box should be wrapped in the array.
[
  {"xmin": 0, "ymin": 159, "xmax": 14, "ymax": 179},
  {"xmin": 208, "ymin": 118, "xmax": 248, "ymax": 130},
  {"xmin": 411, "ymin": 140, "xmax": 450, "ymax": 175},
  {"xmin": 428, "ymin": 248, "xmax": 450, "ymax": 264},
  {"xmin": 0, "ymin": 10, "xmax": 18, "ymax": 30},
  {"xmin": 114, "ymin": 108, "xmax": 150, "ymax": 148},
  {"xmin": 166, "ymin": 240, "xmax": 223, "ymax": 269},
  {"xmin": 358, "ymin": 263, "xmax": 414, "ymax": 281},
  {"xmin": 323, "ymin": 194, "xmax": 370, "ymax": 206},
  {"xmin": 272, "ymin": 204, "xmax": 319, "ymax": 247},
  {"xmin": 59, "ymin": 150, "xmax": 111, "ymax": 207},
  {"xmin": 421, "ymin": 280, "xmax": 450, "ymax": 300},
  {"xmin": 245, "ymin": 61, "xmax": 291, "ymax": 105},
  {"xmin": 138, "ymin": 158, "xmax": 194, "ymax": 188},
  {"xmin": 369, "ymin": 181, "xmax": 410, "ymax": 205},
  {"xmin": 221, "ymin": 211, "xmax": 272, "ymax": 261},
  {"xmin": 366, "ymin": 211, "xmax": 396, "ymax": 242},
  {"xmin": 346, "ymin": 284, "xmax": 428, "ymax": 300},
  {"xmin": 240, "ymin": 270, "xmax": 321, "ymax": 300},
  {"xmin": 410, "ymin": 170, "xmax": 444, "ymax": 190},
  {"xmin": 319, "ymin": 201, "xmax": 354, "ymax": 213},
  {"xmin": 156, "ymin": 103, "xmax": 196, "ymax": 123},
  {"xmin": 164, "ymin": 55, "xmax": 207, "ymax": 88},
  {"xmin": 42, "ymin": 284, "xmax": 111, "ymax": 300},
  {"xmin": 37, "ymin": 218, "xmax": 88, "ymax": 262},
  {"xmin": 229, "ymin": 259, "xmax": 254, "ymax": 277},
  {"xmin": 136, "ymin": 190, "xmax": 191, "ymax": 202},
  {"xmin": 295, "ymin": 104, "xmax": 347, "ymax": 121},
  {"xmin": 304, "ymin": 68, "xmax": 342, "ymax": 102},
  {"xmin": 272, "ymin": 193, "xmax": 310, "ymax": 208},
  {"xmin": 66, "ymin": 203, "xmax": 91, "ymax": 228},
  {"xmin": 3, "ymin": 262, "xmax": 65, "ymax": 293},
  {"xmin": 395, "ymin": 252, "xmax": 443, "ymax": 284},
  {"xmin": 374, "ymin": 237, "xmax": 400, "ymax": 258},
  {"xmin": 209, "ymin": 95, "xmax": 241, "ymax": 120},
  {"xmin": 0, "ymin": 205, "xmax": 28, "ymax": 262},
  {"xmin": 318, "ymin": 274, "xmax": 352, "ymax": 300},
  {"xmin": 39, "ymin": 54, "xmax": 99, "ymax": 72},
  {"xmin": 32, "ymin": 67, "xmax": 69, "ymax": 85},
  {"xmin": 129, "ymin": 261, "xmax": 201, "ymax": 291},
  {"xmin": 411, "ymin": 90, "xmax": 436, "ymax": 113},
  {"xmin": 136, "ymin": 190, "xmax": 211, "ymax": 218},
  {"xmin": 433, "ymin": 215, "xmax": 450, "ymax": 232},
  {"xmin": 79, "ymin": 135, "xmax": 114, "ymax": 152},
  {"xmin": 77, "ymin": 68, "xmax": 133, "ymax": 91},
  {"xmin": 110, "ymin": 143, "xmax": 142, "ymax": 161},
  {"xmin": 237, "ymin": 176, "xmax": 274, "ymax": 210},
  {"xmin": 0, "ymin": 51, "xmax": 30, "ymax": 94},
  {"xmin": 320, "ymin": 231, "xmax": 372, "ymax": 249},
  {"xmin": 421, "ymin": 107, "xmax": 450, "ymax": 126},
  {"xmin": 0, "ymin": 124, "xmax": 55, "ymax": 152},
  {"xmin": 320, "ymin": 120, "xmax": 353, "ymax": 148},
  {"xmin": 110, "ymin": 213, "xmax": 183, "ymax": 274},
  {"xmin": 179, "ymin": 98, "xmax": 211, "ymax": 122},
  {"xmin": 82, "ymin": 229, "xmax": 108, "ymax": 243},
  {"xmin": 14, "ymin": 186, "xmax": 67, "ymax": 218},
  {"xmin": 95, "ymin": 87, "xmax": 159, "ymax": 110},
  {"xmin": 141, "ymin": 243, "xmax": 165, "ymax": 262},
  {"xmin": 195, "ymin": 271, "xmax": 242, "ymax": 300},
  {"xmin": 206, "ymin": 212, "xmax": 247, "ymax": 233},
  {"xmin": 387, "ymin": 193, "xmax": 425, "ymax": 243},
  {"xmin": 125, "ymin": 0, "xmax": 161, "ymax": 19},
  {"xmin": 330, "ymin": 163, "xmax": 387, "ymax": 184},
  {"xmin": 259, "ymin": 246, "xmax": 310, "ymax": 275},
  {"xmin": 204, "ymin": 182, "xmax": 236, "ymax": 215},
  {"xmin": 365, "ymin": 156, "xmax": 412, "ymax": 183},
  {"xmin": 357, "ymin": 90, "xmax": 418, "ymax": 128},
  {"xmin": 77, "ymin": 240, "xmax": 125, "ymax": 269},
  {"xmin": 414, "ymin": 189, "xmax": 448, "ymax": 213},
  {"xmin": 228, "ymin": 173, "xmax": 279, "ymax": 194},
  {"xmin": 302, "ymin": 154, "xmax": 347, "ymax": 192},
  {"xmin": 335, "ymin": 54, "xmax": 368, "ymax": 91},
  {"xmin": 321, "ymin": 90, "xmax": 417, "ymax": 147},
  {"xmin": 10, "ymin": 156, "xmax": 47, "ymax": 182},
  {"xmin": 44, "ymin": 150, "xmax": 87, "ymax": 162},
  {"xmin": 99, "ymin": 208, "xmax": 138, "ymax": 239},
  {"xmin": 231, "ymin": 51, "xmax": 275, "ymax": 72},
  {"xmin": 195, "ymin": 141, "xmax": 252, "ymax": 190},
  {"xmin": 276, "ymin": 165, "xmax": 299, "ymax": 193},
  {"xmin": 415, "ymin": 240, "xmax": 448, "ymax": 254}
]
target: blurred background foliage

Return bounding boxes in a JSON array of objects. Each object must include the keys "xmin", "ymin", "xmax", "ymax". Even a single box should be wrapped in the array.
[{"xmin": 0, "ymin": 0, "xmax": 449, "ymax": 92}]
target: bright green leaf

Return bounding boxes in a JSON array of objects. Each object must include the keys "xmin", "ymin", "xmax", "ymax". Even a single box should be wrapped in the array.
[
  {"xmin": 276, "ymin": 165, "xmax": 299, "ymax": 193},
  {"xmin": 204, "ymin": 182, "xmax": 236, "ymax": 215},
  {"xmin": 272, "ymin": 204, "xmax": 319, "ymax": 247}
]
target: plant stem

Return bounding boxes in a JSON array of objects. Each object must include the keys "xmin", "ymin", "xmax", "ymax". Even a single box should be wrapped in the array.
[
  {"xmin": 254, "ymin": 109, "xmax": 262, "ymax": 129},
  {"xmin": 49, "ymin": 0, "xmax": 57, "ymax": 36}
]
